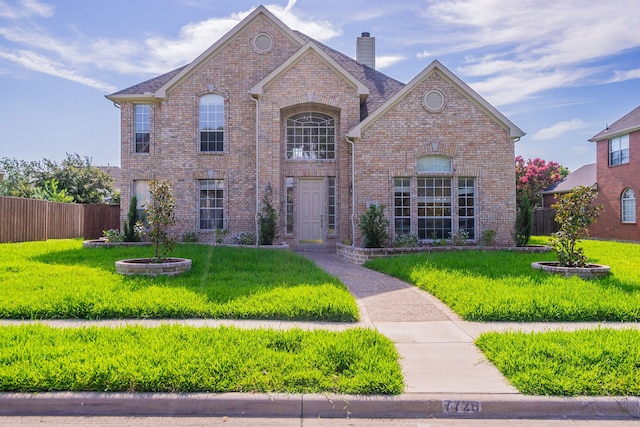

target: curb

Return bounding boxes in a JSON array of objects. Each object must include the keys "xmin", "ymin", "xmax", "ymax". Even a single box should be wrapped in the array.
[{"xmin": 1, "ymin": 392, "xmax": 639, "ymax": 420}]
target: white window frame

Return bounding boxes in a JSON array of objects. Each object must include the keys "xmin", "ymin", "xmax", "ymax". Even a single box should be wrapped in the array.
[
  {"xmin": 417, "ymin": 177, "xmax": 452, "ymax": 240},
  {"xmin": 134, "ymin": 180, "xmax": 151, "ymax": 222},
  {"xmin": 286, "ymin": 112, "xmax": 335, "ymax": 160},
  {"xmin": 199, "ymin": 94, "xmax": 224, "ymax": 152},
  {"xmin": 622, "ymin": 188, "xmax": 636, "ymax": 223},
  {"xmin": 609, "ymin": 134, "xmax": 629, "ymax": 166},
  {"xmin": 394, "ymin": 177, "xmax": 411, "ymax": 236},
  {"xmin": 199, "ymin": 179, "xmax": 224, "ymax": 230},
  {"xmin": 458, "ymin": 177, "xmax": 475, "ymax": 240},
  {"xmin": 134, "ymin": 104, "xmax": 150, "ymax": 153}
]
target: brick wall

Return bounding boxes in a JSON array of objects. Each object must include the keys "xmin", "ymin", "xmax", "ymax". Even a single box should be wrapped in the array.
[
  {"xmin": 590, "ymin": 130, "xmax": 640, "ymax": 241},
  {"xmin": 117, "ymin": 14, "xmax": 517, "ymax": 248},
  {"xmin": 353, "ymin": 71, "xmax": 516, "ymax": 246}
]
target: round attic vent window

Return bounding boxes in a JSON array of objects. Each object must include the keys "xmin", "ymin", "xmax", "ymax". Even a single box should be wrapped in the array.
[
  {"xmin": 253, "ymin": 33, "xmax": 274, "ymax": 54},
  {"xmin": 423, "ymin": 90, "xmax": 446, "ymax": 113}
]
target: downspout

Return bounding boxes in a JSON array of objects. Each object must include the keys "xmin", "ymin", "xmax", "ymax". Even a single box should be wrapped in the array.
[
  {"xmin": 250, "ymin": 93, "xmax": 260, "ymax": 247},
  {"xmin": 345, "ymin": 136, "xmax": 357, "ymax": 246}
]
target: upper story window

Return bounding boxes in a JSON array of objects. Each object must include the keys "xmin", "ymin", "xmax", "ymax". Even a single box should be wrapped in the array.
[
  {"xmin": 134, "ymin": 104, "xmax": 150, "ymax": 153},
  {"xmin": 609, "ymin": 134, "xmax": 629, "ymax": 166},
  {"xmin": 199, "ymin": 94, "xmax": 224, "ymax": 152},
  {"xmin": 622, "ymin": 188, "xmax": 636, "ymax": 223},
  {"xmin": 417, "ymin": 155, "xmax": 452, "ymax": 173},
  {"xmin": 286, "ymin": 112, "xmax": 335, "ymax": 160}
]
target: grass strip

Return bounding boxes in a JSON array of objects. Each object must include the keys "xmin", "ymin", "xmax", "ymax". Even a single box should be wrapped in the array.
[
  {"xmin": 476, "ymin": 328, "xmax": 640, "ymax": 396},
  {"xmin": 0, "ymin": 324, "xmax": 403, "ymax": 394},
  {"xmin": 0, "ymin": 240, "xmax": 358, "ymax": 321},
  {"xmin": 364, "ymin": 239, "xmax": 640, "ymax": 321}
]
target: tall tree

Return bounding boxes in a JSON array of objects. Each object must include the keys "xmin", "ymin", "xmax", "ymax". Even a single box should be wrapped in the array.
[
  {"xmin": 1, "ymin": 154, "xmax": 115, "ymax": 204},
  {"xmin": 0, "ymin": 157, "xmax": 39, "ymax": 198},
  {"xmin": 515, "ymin": 156, "xmax": 567, "ymax": 208},
  {"xmin": 35, "ymin": 153, "xmax": 115, "ymax": 204}
]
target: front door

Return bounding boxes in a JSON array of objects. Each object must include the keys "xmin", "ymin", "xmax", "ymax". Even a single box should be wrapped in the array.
[{"xmin": 298, "ymin": 178, "xmax": 323, "ymax": 244}]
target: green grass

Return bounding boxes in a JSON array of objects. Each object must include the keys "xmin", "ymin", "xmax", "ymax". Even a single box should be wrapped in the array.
[
  {"xmin": 364, "ymin": 239, "xmax": 640, "ymax": 321},
  {"xmin": 0, "ymin": 240, "xmax": 358, "ymax": 321},
  {"xmin": 0, "ymin": 324, "xmax": 403, "ymax": 394},
  {"xmin": 476, "ymin": 328, "xmax": 640, "ymax": 396}
]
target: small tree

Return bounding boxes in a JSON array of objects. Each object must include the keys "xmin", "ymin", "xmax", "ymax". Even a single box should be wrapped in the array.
[
  {"xmin": 145, "ymin": 180, "xmax": 176, "ymax": 262},
  {"xmin": 548, "ymin": 186, "xmax": 603, "ymax": 267},
  {"xmin": 258, "ymin": 193, "xmax": 278, "ymax": 245},
  {"xmin": 31, "ymin": 179, "xmax": 74, "ymax": 203},
  {"xmin": 358, "ymin": 204, "xmax": 389, "ymax": 248},
  {"xmin": 513, "ymin": 193, "xmax": 532, "ymax": 247},
  {"xmin": 123, "ymin": 196, "xmax": 141, "ymax": 242}
]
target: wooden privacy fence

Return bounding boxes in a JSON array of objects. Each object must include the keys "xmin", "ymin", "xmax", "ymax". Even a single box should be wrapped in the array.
[
  {"xmin": 532, "ymin": 207, "xmax": 558, "ymax": 236},
  {"xmin": 0, "ymin": 196, "xmax": 120, "ymax": 243}
]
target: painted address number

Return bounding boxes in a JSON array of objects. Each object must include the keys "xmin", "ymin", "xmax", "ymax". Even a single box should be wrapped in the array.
[{"xmin": 442, "ymin": 400, "xmax": 481, "ymax": 413}]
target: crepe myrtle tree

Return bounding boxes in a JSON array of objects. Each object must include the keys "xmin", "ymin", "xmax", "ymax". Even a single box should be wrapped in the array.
[{"xmin": 548, "ymin": 186, "xmax": 603, "ymax": 267}]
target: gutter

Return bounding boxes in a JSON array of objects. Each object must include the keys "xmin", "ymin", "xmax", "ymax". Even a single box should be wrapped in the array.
[
  {"xmin": 250, "ymin": 93, "xmax": 260, "ymax": 247},
  {"xmin": 345, "ymin": 136, "xmax": 357, "ymax": 246}
]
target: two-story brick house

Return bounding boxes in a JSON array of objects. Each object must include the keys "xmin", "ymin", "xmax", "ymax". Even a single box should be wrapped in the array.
[
  {"xmin": 589, "ymin": 105, "xmax": 640, "ymax": 241},
  {"xmin": 106, "ymin": 5, "xmax": 524, "ymax": 249}
]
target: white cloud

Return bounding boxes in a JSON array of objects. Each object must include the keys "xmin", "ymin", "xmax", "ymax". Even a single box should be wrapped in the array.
[
  {"xmin": 606, "ymin": 68, "xmax": 640, "ymax": 83},
  {"xmin": 0, "ymin": 0, "xmax": 53, "ymax": 18},
  {"xmin": 0, "ymin": 49, "xmax": 116, "ymax": 92},
  {"xmin": 419, "ymin": 0, "xmax": 640, "ymax": 105},
  {"xmin": 531, "ymin": 119, "xmax": 587, "ymax": 141},
  {"xmin": 376, "ymin": 55, "xmax": 406, "ymax": 70}
]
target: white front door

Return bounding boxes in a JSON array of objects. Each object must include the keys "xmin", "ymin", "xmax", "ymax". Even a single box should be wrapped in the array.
[{"xmin": 298, "ymin": 178, "xmax": 323, "ymax": 244}]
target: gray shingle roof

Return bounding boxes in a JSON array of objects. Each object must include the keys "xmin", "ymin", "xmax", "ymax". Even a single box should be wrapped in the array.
[
  {"xmin": 590, "ymin": 104, "xmax": 640, "ymax": 141},
  {"xmin": 106, "ymin": 29, "xmax": 405, "ymax": 120},
  {"xmin": 540, "ymin": 163, "xmax": 596, "ymax": 194},
  {"xmin": 107, "ymin": 65, "xmax": 187, "ymax": 97}
]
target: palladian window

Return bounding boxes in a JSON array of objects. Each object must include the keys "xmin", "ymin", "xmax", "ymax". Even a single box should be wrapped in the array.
[{"xmin": 286, "ymin": 112, "xmax": 335, "ymax": 159}]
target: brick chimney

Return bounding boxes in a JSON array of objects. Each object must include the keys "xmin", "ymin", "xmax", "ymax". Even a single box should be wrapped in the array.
[{"xmin": 356, "ymin": 32, "xmax": 375, "ymax": 69}]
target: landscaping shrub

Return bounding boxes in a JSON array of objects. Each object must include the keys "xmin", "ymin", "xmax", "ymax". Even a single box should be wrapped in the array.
[{"xmin": 358, "ymin": 204, "xmax": 389, "ymax": 248}]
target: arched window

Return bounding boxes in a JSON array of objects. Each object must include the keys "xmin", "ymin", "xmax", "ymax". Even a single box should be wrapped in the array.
[
  {"xmin": 622, "ymin": 188, "xmax": 636, "ymax": 223},
  {"xmin": 199, "ymin": 94, "xmax": 224, "ymax": 152},
  {"xmin": 286, "ymin": 112, "xmax": 335, "ymax": 159},
  {"xmin": 416, "ymin": 155, "xmax": 452, "ymax": 173}
]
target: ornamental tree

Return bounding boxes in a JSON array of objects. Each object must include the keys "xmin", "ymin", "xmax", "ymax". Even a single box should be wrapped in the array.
[
  {"xmin": 145, "ymin": 180, "xmax": 176, "ymax": 262},
  {"xmin": 515, "ymin": 156, "xmax": 567, "ymax": 207},
  {"xmin": 548, "ymin": 186, "xmax": 603, "ymax": 267}
]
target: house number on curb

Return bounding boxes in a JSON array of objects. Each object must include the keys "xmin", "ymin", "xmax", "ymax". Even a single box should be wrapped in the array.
[{"xmin": 442, "ymin": 400, "xmax": 481, "ymax": 413}]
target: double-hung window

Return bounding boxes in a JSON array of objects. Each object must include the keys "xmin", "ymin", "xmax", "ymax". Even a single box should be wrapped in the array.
[
  {"xmin": 134, "ymin": 105, "xmax": 150, "ymax": 153},
  {"xmin": 609, "ymin": 135, "xmax": 629, "ymax": 166},
  {"xmin": 199, "ymin": 180, "xmax": 224, "ymax": 230},
  {"xmin": 199, "ymin": 94, "xmax": 224, "ymax": 152},
  {"xmin": 622, "ymin": 188, "xmax": 636, "ymax": 223}
]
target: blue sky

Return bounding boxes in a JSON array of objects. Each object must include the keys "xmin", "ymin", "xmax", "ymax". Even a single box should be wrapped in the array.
[{"xmin": 1, "ymin": 0, "xmax": 639, "ymax": 172}]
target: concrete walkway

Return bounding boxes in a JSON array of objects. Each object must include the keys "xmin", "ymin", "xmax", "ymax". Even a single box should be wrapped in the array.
[{"xmin": 1, "ymin": 252, "xmax": 640, "ymax": 419}]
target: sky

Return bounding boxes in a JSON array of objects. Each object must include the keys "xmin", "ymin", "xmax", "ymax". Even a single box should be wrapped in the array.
[{"xmin": 1, "ymin": 0, "xmax": 639, "ymax": 172}]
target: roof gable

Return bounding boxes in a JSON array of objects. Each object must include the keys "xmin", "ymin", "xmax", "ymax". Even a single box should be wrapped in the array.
[
  {"xmin": 250, "ymin": 41, "xmax": 369, "ymax": 101},
  {"xmin": 346, "ymin": 60, "xmax": 525, "ymax": 140},
  {"xmin": 153, "ymin": 5, "xmax": 304, "ymax": 99},
  {"xmin": 589, "ymin": 104, "xmax": 640, "ymax": 142}
]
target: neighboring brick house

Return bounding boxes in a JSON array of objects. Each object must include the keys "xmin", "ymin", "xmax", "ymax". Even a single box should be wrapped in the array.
[
  {"xmin": 106, "ymin": 6, "xmax": 524, "ymax": 249},
  {"xmin": 589, "ymin": 105, "xmax": 640, "ymax": 241},
  {"xmin": 539, "ymin": 163, "xmax": 596, "ymax": 208}
]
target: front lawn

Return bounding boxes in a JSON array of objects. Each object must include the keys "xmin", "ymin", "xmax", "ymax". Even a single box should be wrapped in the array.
[
  {"xmin": 0, "ymin": 324, "xmax": 403, "ymax": 394},
  {"xmin": 476, "ymin": 328, "xmax": 640, "ymax": 396},
  {"xmin": 0, "ymin": 240, "xmax": 358, "ymax": 321},
  {"xmin": 364, "ymin": 239, "xmax": 640, "ymax": 321}
]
